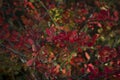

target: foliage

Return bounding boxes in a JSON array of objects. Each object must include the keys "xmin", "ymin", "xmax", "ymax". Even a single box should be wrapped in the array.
[{"xmin": 0, "ymin": 0, "xmax": 120, "ymax": 80}]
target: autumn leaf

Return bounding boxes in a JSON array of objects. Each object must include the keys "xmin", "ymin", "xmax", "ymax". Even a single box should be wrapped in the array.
[
  {"xmin": 28, "ymin": 38, "xmax": 34, "ymax": 45},
  {"xmin": 26, "ymin": 59, "xmax": 34, "ymax": 66},
  {"xmin": 32, "ymin": 44, "xmax": 37, "ymax": 52},
  {"xmin": 85, "ymin": 52, "xmax": 90, "ymax": 60},
  {"xmin": 28, "ymin": 2, "xmax": 35, "ymax": 9},
  {"xmin": 61, "ymin": 68, "xmax": 66, "ymax": 74},
  {"xmin": 0, "ymin": 16, "xmax": 3, "ymax": 25}
]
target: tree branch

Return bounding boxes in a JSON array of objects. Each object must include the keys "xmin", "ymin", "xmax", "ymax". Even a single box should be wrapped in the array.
[{"xmin": 0, "ymin": 44, "xmax": 26, "ymax": 63}]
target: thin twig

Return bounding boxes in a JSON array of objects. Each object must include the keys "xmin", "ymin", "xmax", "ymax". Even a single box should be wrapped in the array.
[
  {"xmin": 78, "ymin": 8, "xmax": 97, "ymax": 34},
  {"xmin": 0, "ymin": 44, "xmax": 26, "ymax": 63},
  {"xmin": 39, "ymin": 1, "xmax": 58, "ymax": 26}
]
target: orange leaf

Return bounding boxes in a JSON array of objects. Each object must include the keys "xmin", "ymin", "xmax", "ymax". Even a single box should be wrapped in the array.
[
  {"xmin": 28, "ymin": 2, "xmax": 35, "ymax": 9},
  {"xmin": 62, "ymin": 68, "xmax": 66, "ymax": 74},
  {"xmin": 53, "ymin": 64, "xmax": 60, "ymax": 73},
  {"xmin": 85, "ymin": 52, "xmax": 90, "ymax": 60}
]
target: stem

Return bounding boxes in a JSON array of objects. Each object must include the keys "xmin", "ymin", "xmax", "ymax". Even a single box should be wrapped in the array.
[
  {"xmin": 0, "ymin": 44, "xmax": 26, "ymax": 63},
  {"xmin": 0, "ymin": 0, "xmax": 3, "ymax": 7},
  {"xmin": 39, "ymin": 1, "xmax": 59, "ymax": 27},
  {"xmin": 78, "ymin": 8, "xmax": 96, "ymax": 34}
]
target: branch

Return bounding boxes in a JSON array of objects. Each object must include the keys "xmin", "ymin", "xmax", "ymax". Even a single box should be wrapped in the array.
[
  {"xmin": 78, "ymin": 8, "xmax": 97, "ymax": 33},
  {"xmin": 39, "ymin": 1, "xmax": 59, "ymax": 27},
  {"xmin": 0, "ymin": 0, "xmax": 2, "ymax": 8},
  {"xmin": 0, "ymin": 44, "xmax": 26, "ymax": 63}
]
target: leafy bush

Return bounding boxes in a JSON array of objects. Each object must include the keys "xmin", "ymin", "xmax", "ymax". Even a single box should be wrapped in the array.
[{"xmin": 0, "ymin": 0, "xmax": 120, "ymax": 80}]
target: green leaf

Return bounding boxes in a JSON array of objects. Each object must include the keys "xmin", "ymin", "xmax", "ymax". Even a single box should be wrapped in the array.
[
  {"xmin": 0, "ymin": 40, "xmax": 4, "ymax": 44},
  {"xmin": 30, "ymin": 0, "xmax": 34, "ymax": 2}
]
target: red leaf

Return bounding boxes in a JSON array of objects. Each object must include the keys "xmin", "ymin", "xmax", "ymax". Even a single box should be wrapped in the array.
[
  {"xmin": 78, "ymin": 47, "xmax": 82, "ymax": 53},
  {"xmin": 32, "ymin": 52, "xmax": 38, "ymax": 57},
  {"xmin": 104, "ymin": 66, "xmax": 112, "ymax": 74},
  {"xmin": 26, "ymin": 59, "xmax": 34, "ymax": 66},
  {"xmin": 32, "ymin": 44, "xmax": 37, "ymax": 52},
  {"xmin": 3, "ymin": 23, "xmax": 9, "ymax": 30},
  {"xmin": 46, "ymin": 27, "xmax": 56, "ymax": 36},
  {"xmin": 114, "ymin": 11, "xmax": 119, "ymax": 17},
  {"xmin": 87, "ymin": 42, "xmax": 94, "ymax": 47},
  {"xmin": 0, "ymin": 16, "xmax": 3, "ymax": 25},
  {"xmin": 97, "ymin": 10, "xmax": 110, "ymax": 20},
  {"xmin": 88, "ymin": 63, "xmax": 94, "ymax": 72},
  {"xmin": 28, "ymin": 2, "xmax": 35, "ymax": 9},
  {"xmin": 28, "ymin": 38, "xmax": 34, "ymax": 45},
  {"xmin": 92, "ymin": 34, "xmax": 99, "ymax": 42},
  {"xmin": 113, "ymin": 11, "xmax": 119, "ymax": 21},
  {"xmin": 85, "ymin": 52, "xmax": 90, "ymax": 60}
]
